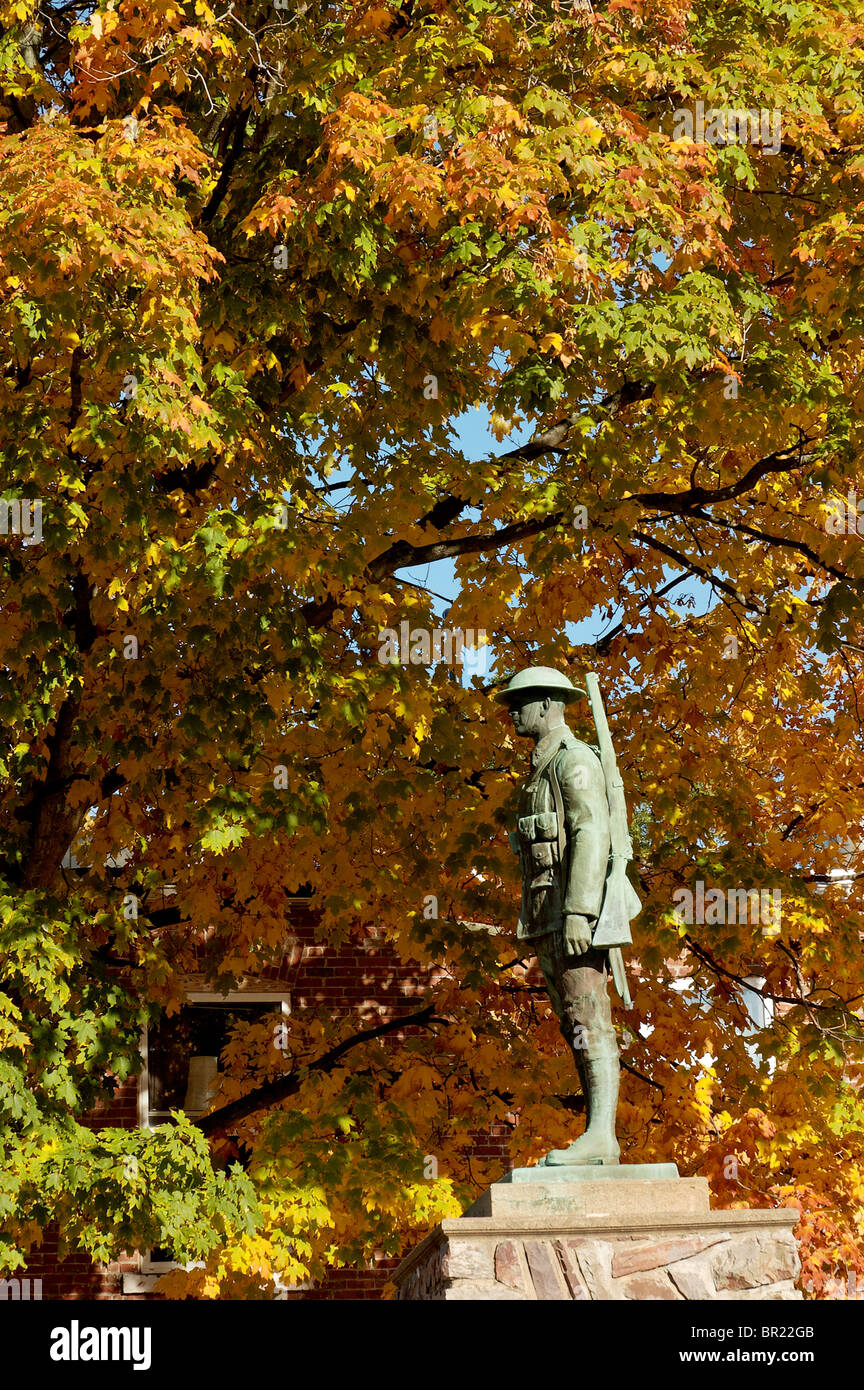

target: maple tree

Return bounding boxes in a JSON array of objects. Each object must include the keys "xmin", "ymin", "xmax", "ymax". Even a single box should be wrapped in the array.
[{"xmin": 1, "ymin": 0, "xmax": 864, "ymax": 1298}]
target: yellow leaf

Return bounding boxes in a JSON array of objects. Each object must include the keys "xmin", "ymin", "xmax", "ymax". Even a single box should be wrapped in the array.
[
  {"xmin": 356, "ymin": 6, "xmax": 392, "ymax": 32},
  {"xmin": 538, "ymin": 332, "xmax": 564, "ymax": 354}
]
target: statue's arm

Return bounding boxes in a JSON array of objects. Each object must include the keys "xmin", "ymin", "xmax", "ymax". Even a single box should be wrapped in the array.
[{"xmin": 557, "ymin": 747, "xmax": 611, "ymax": 920}]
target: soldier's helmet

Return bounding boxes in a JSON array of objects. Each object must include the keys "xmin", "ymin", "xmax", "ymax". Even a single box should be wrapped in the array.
[{"xmin": 494, "ymin": 666, "xmax": 586, "ymax": 704}]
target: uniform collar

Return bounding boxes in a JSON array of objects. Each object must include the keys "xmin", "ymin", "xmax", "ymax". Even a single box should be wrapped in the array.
[{"xmin": 531, "ymin": 724, "xmax": 572, "ymax": 770}]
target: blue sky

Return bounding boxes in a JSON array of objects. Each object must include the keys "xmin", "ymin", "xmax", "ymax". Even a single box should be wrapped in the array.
[{"xmin": 394, "ymin": 406, "xmax": 716, "ymax": 684}]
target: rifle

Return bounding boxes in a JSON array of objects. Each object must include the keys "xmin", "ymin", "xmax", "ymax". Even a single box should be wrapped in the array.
[{"xmin": 585, "ymin": 672, "xmax": 641, "ymax": 1008}]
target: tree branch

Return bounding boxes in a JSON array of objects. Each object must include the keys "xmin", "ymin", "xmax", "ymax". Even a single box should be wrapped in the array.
[
  {"xmin": 196, "ymin": 1004, "xmax": 443, "ymax": 1136},
  {"xmin": 301, "ymin": 514, "xmax": 560, "ymax": 628},
  {"xmin": 154, "ymin": 459, "xmax": 217, "ymax": 495},
  {"xmin": 684, "ymin": 934, "xmax": 857, "ymax": 1014},
  {"xmin": 501, "ymin": 379, "xmax": 657, "ymax": 461},
  {"xmin": 199, "ymin": 102, "xmax": 251, "ymax": 226},
  {"xmin": 21, "ymin": 694, "xmax": 85, "ymax": 890},
  {"xmin": 301, "ymin": 435, "xmax": 836, "ymax": 632},
  {"xmin": 631, "ymin": 532, "xmax": 754, "ymax": 607},
  {"xmin": 633, "ymin": 445, "xmax": 813, "ymax": 513},
  {"xmin": 697, "ymin": 512, "xmax": 853, "ymax": 584}
]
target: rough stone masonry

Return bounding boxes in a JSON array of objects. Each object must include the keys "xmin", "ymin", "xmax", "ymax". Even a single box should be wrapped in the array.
[{"xmin": 393, "ymin": 1175, "xmax": 802, "ymax": 1301}]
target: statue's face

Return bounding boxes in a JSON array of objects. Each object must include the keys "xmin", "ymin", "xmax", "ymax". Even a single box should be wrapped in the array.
[{"xmin": 506, "ymin": 694, "xmax": 549, "ymax": 738}]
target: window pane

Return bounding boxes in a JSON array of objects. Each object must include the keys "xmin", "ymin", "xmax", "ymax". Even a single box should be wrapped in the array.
[{"xmin": 147, "ymin": 1002, "xmax": 276, "ymax": 1119}]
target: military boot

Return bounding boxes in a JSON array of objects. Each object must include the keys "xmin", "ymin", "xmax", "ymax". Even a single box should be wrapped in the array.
[{"xmin": 541, "ymin": 1048, "xmax": 620, "ymax": 1165}]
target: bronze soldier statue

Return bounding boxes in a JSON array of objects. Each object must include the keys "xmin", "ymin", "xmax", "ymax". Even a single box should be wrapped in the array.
[{"xmin": 497, "ymin": 667, "xmax": 640, "ymax": 1166}]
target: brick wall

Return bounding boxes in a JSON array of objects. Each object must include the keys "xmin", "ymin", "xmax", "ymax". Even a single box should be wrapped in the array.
[{"xmin": 17, "ymin": 908, "xmax": 511, "ymax": 1301}]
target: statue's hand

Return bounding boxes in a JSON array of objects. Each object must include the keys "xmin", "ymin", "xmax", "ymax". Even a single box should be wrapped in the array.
[{"xmin": 563, "ymin": 913, "xmax": 593, "ymax": 955}]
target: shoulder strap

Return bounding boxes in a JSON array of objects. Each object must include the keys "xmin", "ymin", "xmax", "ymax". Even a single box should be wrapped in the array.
[{"xmin": 548, "ymin": 747, "xmax": 568, "ymax": 890}]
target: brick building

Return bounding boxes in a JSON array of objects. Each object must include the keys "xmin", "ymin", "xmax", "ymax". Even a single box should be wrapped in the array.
[{"xmin": 18, "ymin": 900, "xmax": 511, "ymax": 1301}]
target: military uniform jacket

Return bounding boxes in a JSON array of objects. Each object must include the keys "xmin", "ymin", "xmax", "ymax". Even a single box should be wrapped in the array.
[{"xmin": 510, "ymin": 725, "xmax": 611, "ymax": 941}]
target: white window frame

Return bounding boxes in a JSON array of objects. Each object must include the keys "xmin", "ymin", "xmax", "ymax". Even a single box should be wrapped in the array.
[
  {"xmin": 137, "ymin": 990, "xmax": 292, "ymax": 1131},
  {"xmin": 133, "ymin": 990, "xmax": 292, "ymax": 1282},
  {"xmin": 740, "ymin": 974, "xmax": 775, "ymax": 1032}
]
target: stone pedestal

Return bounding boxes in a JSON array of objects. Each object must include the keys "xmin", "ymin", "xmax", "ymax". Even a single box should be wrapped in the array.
[{"xmin": 393, "ymin": 1166, "xmax": 802, "ymax": 1300}]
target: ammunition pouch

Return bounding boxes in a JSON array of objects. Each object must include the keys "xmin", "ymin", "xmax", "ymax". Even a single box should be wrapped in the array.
[{"xmin": 518, "ymin": 813, "xmax": 560, "ymax": 888}]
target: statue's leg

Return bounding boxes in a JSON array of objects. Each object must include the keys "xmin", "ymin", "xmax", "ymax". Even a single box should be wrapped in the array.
[{"xmin": 538, "ymin": 941, "xmax": 620, "ymax": 1166}]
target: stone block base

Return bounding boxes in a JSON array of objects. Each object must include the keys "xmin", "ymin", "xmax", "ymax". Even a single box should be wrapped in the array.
[{"xmin": 394, "ymin": 1167, "xmax": 802, "ymax": 1300}]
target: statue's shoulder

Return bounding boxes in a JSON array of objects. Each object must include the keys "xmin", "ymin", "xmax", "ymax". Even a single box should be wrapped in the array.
[
  {"xmin": 553, "ymin": 734, "xmax": 604, "ymax": 782},
  {"xmin": 555, "ymin": 731, "xmax": 600, "ymax": 761}
]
